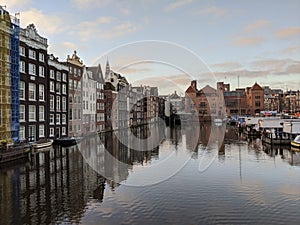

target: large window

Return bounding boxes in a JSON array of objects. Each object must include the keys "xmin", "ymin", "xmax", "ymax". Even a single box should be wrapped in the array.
[
  {"xmin": 39, "ymin": 84, "xmax": 45, "ymax": 101},
  {"xmin": 20, "ymin": 61, "xmax": 25, "ymax": 73},
  {"xmin": 29, "ymin": 49, "xmax": 36, "ymax": 59},
  {"xmin": 56, "ymin": 114, "xmax": 60, "ymax": 124},
  {"xmin": 49, "ymin": 128, "xmax": 54, "ymax": 137},
  {"xmin": 39, "ymin": 66, "xmax": 45, "ymax": 77},
  {"xmin": 29, "ymin": 105, "xmax": 36, "ymax": 121},
  {"xmin": 62, "ymin": 97, "xmax": 66, "ymax": 111},
  {"xmin": 39, "ymin": 105, "xmax": 44, "ymax": 121},
  {"xmin": 57, "ymin": 71, "xmax": 61, "ymax": 81},
  {"xmin": 20, "ymin": 81, "xmax": 25, "ymax": 100},
  {"xmin": 49, "ymin": 114, "xmax": 54, "ymax": 124},
  {"xmin": 56, "ymin": 96, "xmax": 60, "ymax": 111},
  {"xmin": 56, "ymin": 83, "xmax": 61, "ymax": 93},
  {"xmin": 39, "ymin": 53, "xmax": 45, "ymax": 62},
  {"xmin": 50, "ymin": 95, "xmax": 54, "ymax": 110},
  {"xmin": 39, "ymin": 125, "xmax": 45, "ymax": 137},
  {"xmin": 28, "ymin": 83, "xmax": 36, "ymax": 100},
  {"xmin": 62, "ymin": 84, "xmax": 66, "ymax": 94},
  {"xmin": 62, "ymin": 114, "xmax": 66, "ymax": 124},
  {"xmin": 28, "ymin": 63, "xmax": 36, "ymax": 75},
  {"xmin": 20, "ymin": 46, "xmax": 25, "ymax": 56},
  {"xmin": 62, "ymin": 127, "xmax": 66, "ymax": 135},
  {"xmin": 19, "ymin": 126, "xmax": 25, "ymax": 140},
  {"xmin": 50, "ymin": 81, "xmax": 54, "ymax": 92},
  {"xmin": 20, "ymin": 105, "xmax": 25, "ymax": 122},
  {"xmin": 62, "ymin": 73, "xmax": 67, "ymax": 81},
  {"xmin": 50, "ymin": 69, "xmax": 55, "ymax": 79}
]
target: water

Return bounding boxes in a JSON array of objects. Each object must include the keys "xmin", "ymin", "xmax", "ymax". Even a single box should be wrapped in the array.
[{"xmin": 1, "ymin": 124, "xmax": 300, "ymax": 225}]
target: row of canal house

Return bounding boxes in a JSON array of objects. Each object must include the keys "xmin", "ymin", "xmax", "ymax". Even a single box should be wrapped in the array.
[{"xmin": 184, "ymin": 80, "xmax": 265, "ymax": 120}]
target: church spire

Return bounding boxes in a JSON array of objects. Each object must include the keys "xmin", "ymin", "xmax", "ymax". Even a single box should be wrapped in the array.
[{"xmin": 105, "ymin": 58, "xmax": 110, "ymax": 79}]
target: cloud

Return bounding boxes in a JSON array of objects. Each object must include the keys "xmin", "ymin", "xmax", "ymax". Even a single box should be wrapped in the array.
[
  {"xmin": 244, "ymin": 20, "xmax": 272, "ymax": 34},
  {"xmin": 233, "ymin": 36, "xmax": 264, "ymax": 46},
  {"xmin": 20, "ymin": 8, "xmax": 64, "ymax": 35},
  {"xmin": 4, "ymin": 0, "xmax": 32, "ymax": 10},
  {"xmin": 250, "ymin": 58, "xmax": 299, "ymax": 72},
  {"xmin": 212, "ymin": 62, "xmax": 243, "ymax": 71},
  {"xmin": 165, "ymin": 0, "xmax": 195, "ymax": 12},
  {"xmin": 77, "ymin": 17, "xmax": 136, "ymax": 41},
  {"xmin": 120, "ymin": 8, "xmax": 131, "ymax": 15},
  {"xmin": 276, "ymin": 27, "xmax": 300, "ymax": 39},
  {"xmin": 281, "ymin": 45, "xmax": 300, "ymax": 55},
  {"xmin": 194, "ymin": 6, "xmax": 228, "ymax": 17},
  {"xmin": 71, "ymin": 0, "xmax": 111, "ymax": 9}
]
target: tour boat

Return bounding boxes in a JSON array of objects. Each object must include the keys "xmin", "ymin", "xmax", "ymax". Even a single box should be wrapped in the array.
[{"xmin": 32, "ymin": 139, "xmax": 53, "ymax": 150}]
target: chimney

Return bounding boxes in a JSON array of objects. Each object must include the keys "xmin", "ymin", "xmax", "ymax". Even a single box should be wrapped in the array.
[{"xmin": 191, "ymin": 80, "xmax": 197, "ymax": 90}]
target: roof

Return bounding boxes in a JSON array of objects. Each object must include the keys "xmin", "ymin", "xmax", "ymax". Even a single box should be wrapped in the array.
[
  {"xmin": 185, "ymin": 85, "xmax": 197, "ymax": 93},
  {"xmin": 87, "ymin": 64, "xmax": 105, "ymax": 83},
  {"xmin": 251, "ymin": 82, "xmax": 263, "ymax": 90}
]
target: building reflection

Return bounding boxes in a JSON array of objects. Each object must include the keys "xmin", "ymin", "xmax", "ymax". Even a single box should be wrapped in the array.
[{"xmin": 0, "ymin": 124, "xmax": 167, "ymax": 224}]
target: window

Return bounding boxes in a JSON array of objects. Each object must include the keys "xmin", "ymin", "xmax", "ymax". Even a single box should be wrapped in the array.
[
  {"xmin": 62, "ymin": 97, "xmax": 66, "ymax": 111},
  {"xmin": 39, "ymin": 106, "xmax": 44, "ymax": 121},
  {"xmin": 50, "ymin": 95, "xmax": 54, "ymax": 110},
  {"xmin": 255, "ymin": 101, "xmax": 261, "ymax": 107},
  {"xmin": 19, "ymin": 126, "xmax": 25, "ymax": 140},
  {"xmin": 74, "ymin": 68, "xmax": 77, "ymax": 76},
  {"xmin": 50, "ymin": 70, "xmax": 55, "ymax": 79},
  {"xmin": 56, "ymin": 96, "xmax": 60, "ymax": 111},
  {"xmin": 39, "ymin": 125, "xmax": 45, "ymax": 137},
  {"xmin": 56, "ymin": 114, "xmax": 60, "ymax": 124},
  {"xmin": 20, "ymin": 46, "xmax": 25, "ymax": 56},
  {"xmin": 20, "ymin": 105, "xmax": 25, "ymax": 122},
  {"xmin": 20, "ymin": 61, "xmax": 25, "ymax": 73},
  {"xmin": 49, "ymin": 114, "xmax": 54, "ymax": 124},
  {"xmin": 39, "ymin": 84, "xmax": 45, "ymax": 101},
  {"xmin": 28, "ymin": 63, "xmax": 36, "ymax": 75},
  {"xmin": 69, "ymin": 80, "xmax": 73, "ymax": 90},
  {"xmin": 28, "ymin": 83, "xmax": 36, "ymax": 100},
  {"xmin": 39, "ymin": 53, "xmax": 44, "ymax": 62},
  {"xmin": 20, "ymin": 81, "xmax": 25, "ymax": 100},
  {"xmin": 62, "ymin": 127, "xmax": 66, "ymax": 135},
  {"xmin": 29, "ymin": 105, "xmax": 36, "ymax": 121},
  {"xmin": 29, "ymin": 49, "xmax": 36, "ymax": 59},
  {"xmin": 56, "ymin": 83, "xmax": 61, "ymax": 93},
  {"xmin": 57, "ymin": 71, "xmax": 61, "ymax": 81},
  {"xmin": 69, "ymin": 108, "xmax": 72, "ymax": 120},
  {"xmin": 50, "ymin": 81, "xmax": 54, "ymax": 92},
  {"xmin": 62, "ymin": 73, "xmax": 66, "ymax": 81},
  {"xmin": 39, "ymin": 66, "xmax": 45, "ymax": 77},
  {"xmin": 62, "ymin": 114, "xmax": 66, "ymax": 124},
  {"xmin": 49, "ymin": 128, "xmax": 54, "ymax": 137},
  {"xmin": 62, "ymin": 84, "xmax": 66, "ymax": 94},
  {"xmin": 28, "ymin": 125, "xmax": 36, "ymax": 141}
]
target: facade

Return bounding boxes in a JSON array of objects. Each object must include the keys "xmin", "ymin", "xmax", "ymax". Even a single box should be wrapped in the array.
[
  {"xmin": 263, "ymin": 86, "xmax": 283, "ymax": 112},
  {"xmin": 48, "ymin": 54, "xmax": 69, "ymax": 138},
  {"xmin": 87, "ymin": 65, "xmax": 105, "ymax": 132},
  {"xmin": 0, "ymin": 7, "xmax": 20, "ymax": 143},
  {"xmin": 66, "ymin": 51, "xmax": 83, "ymax": 137},
  {"xmin": 19, "ymin": 24, "xmax": 48, "ymax": 141},
  {"xmin": 185, "ymin": 80, "xmax": 225, "ymax": 121},
  {"xmin": 82, "ymin": 67, "xmax": 97, "ymax": 134},
  {"xmin": 245, "ymin": 83, "xmax": 264, "ymax": 115}
]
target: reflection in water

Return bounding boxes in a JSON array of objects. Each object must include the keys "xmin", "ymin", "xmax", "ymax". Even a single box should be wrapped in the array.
[{"xmin": 0, "ymin": 124, "xmax": 300, "ymax": 225}]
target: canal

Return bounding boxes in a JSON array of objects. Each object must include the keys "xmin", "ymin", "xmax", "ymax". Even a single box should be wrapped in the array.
[{"xmin": 1, "ymin": 124, "xmax": 300, "ymax": 225}]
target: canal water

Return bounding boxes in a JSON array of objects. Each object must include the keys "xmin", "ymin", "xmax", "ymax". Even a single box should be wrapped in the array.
[{"xmin": 0, "ymin": 124, "xmax": 300, "ymax": 225}]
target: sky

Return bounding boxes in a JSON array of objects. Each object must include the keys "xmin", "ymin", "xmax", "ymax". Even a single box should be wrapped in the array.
[{"xmin": 2, "ymin": 0, "xmax": 300, "ymax": 94}]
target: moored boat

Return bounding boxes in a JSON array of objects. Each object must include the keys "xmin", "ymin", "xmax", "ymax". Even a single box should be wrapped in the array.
[
  {"xmin": 0, "ymin": 143, "xmax": 31, "ymax": 164},
  {"xmin": 32, "ymin": 139, "xmax": 53, "ymax": 150},
  {"xmin": 291, "ymin": 135, "xmax": 300, "ymax": 149},
  {"xmin": 53, "ymin": 137, "xmax": 78, "ymax": 147}
]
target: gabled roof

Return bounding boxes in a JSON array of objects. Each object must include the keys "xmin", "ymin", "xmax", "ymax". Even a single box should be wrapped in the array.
[
  {"xmin": 87, "ymin": 64, "xmax": 105, "ymax": 83},
  {"xmin": 185, "ymin": 85, "xmax": 197, "ymax": 93},
  {"xmin": 170, "ymin": 91, "xmax": 181, "ymax": 99},
  {"xmin": 251, "ymin": 82, "xmax": 263, "ymax": 90},
  {"xmin": 201, "ymin": 85, "xmax": 217, "ymax": 94}
]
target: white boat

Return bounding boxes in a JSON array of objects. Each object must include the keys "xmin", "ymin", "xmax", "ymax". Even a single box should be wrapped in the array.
[
  {"xmin": 291, "ymin": 135, "xmax": 300, "ymax": 149},
  {"xmin": 214, "ymin": 118, "xmax": 223, "ymax": 125},
  {"xmin": 32, "ymin": 139, "xmax": 53, "ymax": 150}
]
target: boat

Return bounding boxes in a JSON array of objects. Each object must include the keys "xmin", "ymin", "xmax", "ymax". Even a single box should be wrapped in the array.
[
  {"xmin": 291, "ymin": 135, "xmax": 300, "ymax": 149},
  {"xmin": 214, "ymin": 118, "xmax": 223, "ymax": 126},
  {"xmin": 31, "ymin": 139, "xmax": 53, "ymax": 150},
  {"xmin": 0, "ymin": 143, "xmax": 31, "ymax": 164},
  {"xmin": 53, "ymin": 137, "xmax": 78, "ymax": 147}
]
